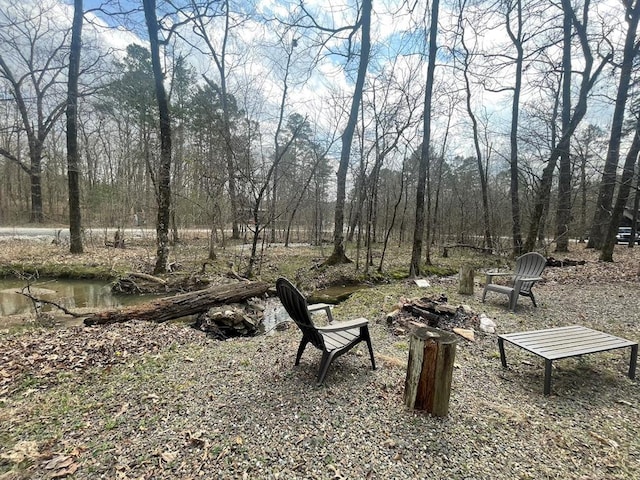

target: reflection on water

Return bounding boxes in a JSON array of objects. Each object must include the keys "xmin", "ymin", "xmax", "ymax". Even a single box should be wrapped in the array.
[
  {"xmin": 307, "ymin": 284, "xmax": 367, "ymax": 304},
  {"xmin": 262, "ymin": 298, "xmax": 291, "ymax": 335},
  {"xmin": 0, "ymin": 278, "xmax": 141, "ymax": 318}
]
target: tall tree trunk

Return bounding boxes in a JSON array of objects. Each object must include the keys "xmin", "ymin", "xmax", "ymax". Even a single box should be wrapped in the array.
[
  {"xmin": 410, "ymin": 0, "xmax": 440, "ymax": 277},
  {"xmin": 67, "ymin": 0, "xmax": 83, "ymax": 254},
  {"xmin": 29, "ymin": 153, "xmax": 44, "ymax": 223},
  {"xmin": 326, "ymin": 0, "xmax": 372, "ymax": 266},
  {"xmin": 143, "ymin": 0, "xmax": 172, "ymax": 274},
  {"xmin": 555, "ymin": 5, "xmax": 573, "ymax": 253},
  {"xmin": 630, "ymin": 163, "xmax": 640, "ymax": 248},
  {"xmin": 600, "ymin": 121, "xmax": 640, "ymax": 261},
  {"xmin": 505, "ymin": 0, "xmax": 524, "ymax": 256},
  {"xmin": 578, "ymin": 140, "xmax": 588, "ymax": 242},
  {"xmin": 588, "ymin": 0, "xmax": 640, "ymax": 249}
]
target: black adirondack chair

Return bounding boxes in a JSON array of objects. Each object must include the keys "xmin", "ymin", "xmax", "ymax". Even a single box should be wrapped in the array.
[{"xmin": 275, "ymin": 277, "xmax": 376, "ymax": 385}]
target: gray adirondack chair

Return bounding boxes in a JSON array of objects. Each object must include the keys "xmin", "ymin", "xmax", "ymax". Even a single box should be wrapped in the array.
[
  {"xmin": 482, "ymin": 252, "xmax": 547, "ymax": 311},
  {"xmin": 276, "ymin": 277, "xmax": 376, "ymax": 385}
]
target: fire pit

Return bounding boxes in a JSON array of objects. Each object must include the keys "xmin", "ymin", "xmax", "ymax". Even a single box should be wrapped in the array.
[{"xmin": 386, "ymin": 294, "xmax": 479, "ymax": 336}]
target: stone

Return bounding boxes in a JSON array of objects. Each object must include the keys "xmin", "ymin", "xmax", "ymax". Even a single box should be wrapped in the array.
[
  {"xmin": 453, "ymin": 328, "xmax": 475, "ymax": 341},
  {"xmin": 479, "ymin": 314, "xmax": 496, "ymax": 334},
  {"xmin": 460, "ymin": 304, "xmax": 474, "ymax": 315}
]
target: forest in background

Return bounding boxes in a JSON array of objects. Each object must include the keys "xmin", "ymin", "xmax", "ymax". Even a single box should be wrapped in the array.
[{"xmin": 0, "ymin": 0, "xmax": 639, "ymax": 276}]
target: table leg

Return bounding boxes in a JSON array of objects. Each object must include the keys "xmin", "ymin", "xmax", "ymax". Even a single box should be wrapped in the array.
[
  {"xmin": 544, "ymin": 359, "xmax": 553, "ymax": 396},
  {"xmin": 629, "ymin": 344, "xmax": 638, "ymax": 380},
  {"xmin": 498, "ymin": 337, "xmax": 507, "ymax": 368}
]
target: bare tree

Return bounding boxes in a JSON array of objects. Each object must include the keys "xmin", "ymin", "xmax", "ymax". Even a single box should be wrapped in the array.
[
  {"xmin": 142, "ymin": 0, "xmax": 172, "ymax": 273},
  {"xmin": 244, "ymin": 38, "xmax": 302, "ymax": 277},
  {"xmin": 588, "ymin": 0, "xmax": 640, "ymax": 250},
  {"xmin": 601, "ymin": 103, "xmax": 640, "ymax": 261},
  {"xmin": 171, "ymin": 0, "xmax": 246, "ymax": 239},
  {"xmin": 504, "ymin": 0, "xmax": 525, "ymax": 255},
  {"xmin": 410, "ymin": 0, "xmax": 440, "ymax": 277},
  {"xmin": 554, "ymin": 0, "xmax": 573, "ymax": 253},
  {"xmin": 524, "ymin": 0, "xmax": 610, "ymax": 252},
  {"xmin": 325, "ymin": 0, "xmax": 373, "ymax": 265},
  {"xmin": 0, "ymin": 2, "xmax": 70, "ymax": 222},
  {"xmin": 67, "ymin": 0, "xmax": 84, "ymax": 253},
  {"xmin": 454, "ymin": 0, "xmax": 493, "ymax": 251}
]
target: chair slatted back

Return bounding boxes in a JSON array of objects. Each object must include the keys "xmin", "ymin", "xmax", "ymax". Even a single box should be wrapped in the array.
[
  {"xmin": 276, "ymin": 278, "xmax": 325, "ymax": 350},
  {"xmin": 514, "ymin": 252, "xmax": 547, "ymax": 295}
]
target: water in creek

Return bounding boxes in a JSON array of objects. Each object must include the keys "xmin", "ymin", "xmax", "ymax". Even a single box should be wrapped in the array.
[
  {"xmin": 306, "ymin": 284, "xmax": 367, "ymax": 304},
  {"xmin": 0, "ymin": 278, "xmax": 154, "ymax": 328},
  {"xmin": 262, "ymin": 284, "xmax": 368, "ymax": 334},
  {"xmin": 1, "ymin": 279, "xmax": 368, "ymax": 332}
]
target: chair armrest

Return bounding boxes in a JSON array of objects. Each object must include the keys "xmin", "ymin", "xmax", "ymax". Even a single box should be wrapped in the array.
[
  {"xmin": 308, "ymin": 303, "xmax": 334, "ymax": 323},
  {"xmin": 317, "ymin": 317, "xmax": 368, "ymax": 332},
  {"xmin": 515, "ymin": 277, "xmax": 543, "ymax": 282},
  {"xmin": 485, "ymin": 271, "xmax": 514, "ymax": 282}
]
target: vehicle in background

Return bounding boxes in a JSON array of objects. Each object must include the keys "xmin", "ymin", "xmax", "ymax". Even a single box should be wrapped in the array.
[{"xmin": 616, "ymin": 226, "xmax": 640, "ymax": 244}]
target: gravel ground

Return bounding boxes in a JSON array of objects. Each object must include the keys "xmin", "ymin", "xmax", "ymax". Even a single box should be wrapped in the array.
[{"xmin": 1, "ymin": 249, "xmax": 640, "ymax": 479}]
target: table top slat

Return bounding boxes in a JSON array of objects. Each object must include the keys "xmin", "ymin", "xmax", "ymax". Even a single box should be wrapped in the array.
[{"xmin": 499, "ymin": 326, "xmax": 637, "ymax": 361}]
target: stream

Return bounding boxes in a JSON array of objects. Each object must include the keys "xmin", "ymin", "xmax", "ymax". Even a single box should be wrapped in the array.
[
  {"xmin": 1, "ymin": 278, "xmax": 368, "ymax": 333},
  {"xmin": 0, "ymin": 278, "xmax": 157, "ymax": 328}
]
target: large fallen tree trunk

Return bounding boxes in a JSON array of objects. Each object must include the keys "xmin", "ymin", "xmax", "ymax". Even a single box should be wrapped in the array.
[{"xmin": 84, "ymin": 281, "xmax": 269, "ymax": 326}]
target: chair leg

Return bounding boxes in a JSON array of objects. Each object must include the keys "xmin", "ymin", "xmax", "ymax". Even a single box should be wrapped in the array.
[
  {"xmin": 481, "ymin": 286, "xmax": 488, "ymax": 303},
  {"xmin": 529, "ymin": 292, "xmax": 537, "ymax": 308},
  {"xmin": 317, "ymin": 350, "xmax": 337, "ymax": 386},
  {"xmin": 509, "ymin": 292, "xmax": 518, "ymax": 311},
  {"xmin": 362, "ymin": 327, "xmax": 376, "ymax": 370},
  {"xmin": 295, "ymin": 337, "xmax": 309, "ymax": 366}
]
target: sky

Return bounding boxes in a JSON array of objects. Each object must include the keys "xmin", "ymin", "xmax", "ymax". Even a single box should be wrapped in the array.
[{"xmin": 3, "ymin": 0, "xmax": 630, "ymax": 170}]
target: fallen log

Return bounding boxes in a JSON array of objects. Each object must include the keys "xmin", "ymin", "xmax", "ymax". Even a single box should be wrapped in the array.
[
  {"xmin": 546, "ymin": 257, "xmax": 587, "ymax": 267},
  {"xmin": 84, "ymin": 281, "xmax": 269, "ymax": 326}
]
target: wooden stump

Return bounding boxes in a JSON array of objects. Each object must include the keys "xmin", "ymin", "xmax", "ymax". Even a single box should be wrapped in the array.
[
  {"xmin": 458, "ymin": 265, "xmax": 474, "ymax": 295},
  {"xmin": 404, "ymin": 326, "xmax": 457, "ymax": 416}
]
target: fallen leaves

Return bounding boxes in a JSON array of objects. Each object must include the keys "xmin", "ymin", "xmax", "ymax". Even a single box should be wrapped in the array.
[
  {"xmin": 1, "ymin": 442, "xmax": 84, "ymax": 479},
  {"xmin": 0, "ymin": 440, "xmax": 40, "ymax": 463},
  {"xmin": 589, "ymin": 431, "xmax": 620, "ymax": 449},
  {"xmin": 0, "ymin": 321, "xmax": 207, "ymax": 396},
  {"xmin": 44, "ymin": 455, "xmax": 79, "ymax": 478},
  {"xmin": 160, "ymin": 451, "xmax": 177, "ymax": 463}
]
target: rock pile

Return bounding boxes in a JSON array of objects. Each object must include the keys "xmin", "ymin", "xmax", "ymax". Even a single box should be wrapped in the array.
[{"xmin": 194, "ymin": 298, "xmax": 266, "ymax": 339}]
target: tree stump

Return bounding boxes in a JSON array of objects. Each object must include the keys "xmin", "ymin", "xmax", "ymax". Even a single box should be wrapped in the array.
[
  {"xmin": 458, "ymin": 265, "xmax": 474, "ymax": 295},
  {"xmin": 404, "ymin": 325, "xmax": 457, "ymax": 416}
]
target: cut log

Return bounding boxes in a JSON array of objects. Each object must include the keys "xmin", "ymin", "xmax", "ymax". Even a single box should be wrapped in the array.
[
  {"xmin": 84, "ymin": 281, "xmax": 269, "ymax": 326},
  {"xmin": 404, "ymin": 325, "xmax": 457, "ymax": 416},
  {"xmin": 458, "ymin": 265, "xmax": 475, "ymax": 295},
  {"xmin": 408, "ymin": 305, "xmax": 441, "ymax": 325}
]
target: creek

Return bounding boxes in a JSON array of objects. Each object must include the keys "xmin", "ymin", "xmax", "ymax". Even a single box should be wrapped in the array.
[
  {"xmin": 262, "ymin": 284, "xmax": 368, "ymax": 334},
  {"xmin": 0, "ymin": 278, "xmax": 158, "ymax": 328}
]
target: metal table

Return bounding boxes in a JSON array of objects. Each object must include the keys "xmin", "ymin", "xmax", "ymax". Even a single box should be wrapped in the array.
[{"xmin": 498, "ymin": 325, "xmax": 638, "ymax": 395}]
